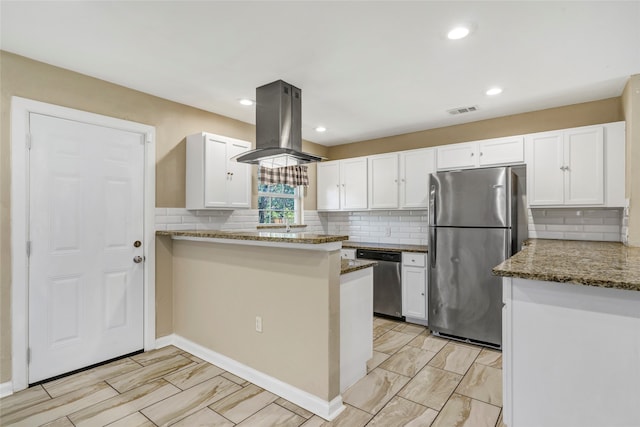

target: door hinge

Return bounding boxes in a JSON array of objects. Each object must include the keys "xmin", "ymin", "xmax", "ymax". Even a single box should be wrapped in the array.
[
  {"xmin": 26, "ymin": 133, "xmax": 32, "ymax": 150},
  {"xmin": 27, "ymin": 347, "xmax": 31, "ymax": 364},
  {"xmin": 26, "ymin": 241, "xmax": 31, "ymax": 257}
]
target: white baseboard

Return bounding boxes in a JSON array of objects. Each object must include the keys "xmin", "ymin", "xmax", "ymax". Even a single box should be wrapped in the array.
[
  {"xmin": 154, "ymin": 334, "xmax": 177, "ymax": 349},
  {"xmin": 0, "ymin": 381, "xmax": 13, "ymax": 398},
  {"xmin": 157, "ymin": 334, "xmax": 344, "ymax": 421}
]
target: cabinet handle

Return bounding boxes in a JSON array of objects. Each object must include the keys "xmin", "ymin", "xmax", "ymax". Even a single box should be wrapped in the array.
[
  {"xmin": 421, "ymin": 293, "xmax": 425, "ymax": 296},
  {"xmin": 480, "ymin": 152, "xmax": 483, "ymax": 156},
  {"xmin": 401, "ymin": 178, "xmax": 405, "ymax": 182},
  {"xmin": 470, "ymin": 152, "xmax": 474, "ymax": 157},
  {"xmin": 394, "ymin": 179, "xmax": 398, "ymax": 183}
]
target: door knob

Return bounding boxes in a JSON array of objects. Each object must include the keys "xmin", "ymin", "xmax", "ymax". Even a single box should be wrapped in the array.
[{"xmin": 133, "ymin": 256, "xmax": 143, "ymax": 263}]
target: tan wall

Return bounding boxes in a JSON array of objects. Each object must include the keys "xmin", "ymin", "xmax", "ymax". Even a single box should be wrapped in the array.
[
  {"xmin": 172, "ymin": 240, "xmax": 340, "ymax": 401},
  {"xmin": 0, "ymin": 51, "xmax": 327, "ymax": 382},
  {"xmin": 327, "ymin": 97, "xmax": 623, "ymax": 159},
  {"xmin": 622, "ymin": 75, "xmax": 640, "ymax": 246}
]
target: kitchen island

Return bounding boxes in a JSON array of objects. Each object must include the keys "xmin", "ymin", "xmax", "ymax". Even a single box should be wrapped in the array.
[
  {"xmin": 156, "ymin": 230, "xmax": 373, "ymax": 421},
  {"xmin": 493, "ymin": 239, "xmax": 640, "ymax": 427}
]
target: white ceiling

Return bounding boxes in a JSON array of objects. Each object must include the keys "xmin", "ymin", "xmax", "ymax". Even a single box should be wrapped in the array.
[{"xmin": 2, "ymin": 1, "xmax": 639, "ymax": 146}]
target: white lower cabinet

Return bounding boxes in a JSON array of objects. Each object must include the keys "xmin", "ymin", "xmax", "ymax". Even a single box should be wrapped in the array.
[{"xmin": 401, "ymin": 252, "xmax": 428, "ymax": 325}]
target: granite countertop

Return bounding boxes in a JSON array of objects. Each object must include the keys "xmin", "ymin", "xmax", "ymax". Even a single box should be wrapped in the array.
[
  {"xmin": 342, "ymin": 241, "xmax": 428, "ymax": 253},
  {"xmin": 341, "ymin": 259, "xmax": 377, "ymax": 275},
  {"xmin": 157, "ymin": 230, "xmax": 349, "ymax": 244},
  {"xmin": 493, "ymin": 239, "xmax": 640, "ymax": 292}
]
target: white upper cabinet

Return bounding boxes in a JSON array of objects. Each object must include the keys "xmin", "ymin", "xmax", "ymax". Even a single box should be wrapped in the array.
[
  {"xmin": 478, "ymin": 136, "xmax": 525, "ymax": 166},
  {"xmin": 436, "ymin": 142, "xmax": 477, "ymax": 170},
  {"xmin": 437, "ymin": 136, "xmax": 524, "ymax": 171},
  {"xmin": 526, "ymin": 122, "xmax": 624, "ymax": 207},
  {"xmin": 368, "ymin": 153, "xmax": 399, "ymax": 209},
  {"xmin": 186, "ymin": 132, "xmax": 251, "ymax": 210},
  {"xmin": 317, "ymin": 157, "xmax": 368, "ymax": 211},
  {"xmin": 400, "ymin": 148, "xmax": 435, "ymax": 209}
]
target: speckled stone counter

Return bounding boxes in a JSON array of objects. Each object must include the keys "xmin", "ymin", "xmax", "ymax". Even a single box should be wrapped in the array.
[
  {"xmin": 340, "ymin": 259, "xmax": 376, "ymax": 275},
  {"xmin": 493, "ymin": 239, "xmax": 640, "ymax": 291},
  {"xmin": 342, "ymin": 241, "xmax": 428, "ymax": 253},
  {"xmin": 157, "ymin": 229, "xmax": 348, "ymax": 244}
]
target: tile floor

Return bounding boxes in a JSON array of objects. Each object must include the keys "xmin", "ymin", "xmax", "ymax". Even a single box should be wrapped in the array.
[{"xmin": 0, "ymin": 317, "xmax": 505, "ymax": 426}]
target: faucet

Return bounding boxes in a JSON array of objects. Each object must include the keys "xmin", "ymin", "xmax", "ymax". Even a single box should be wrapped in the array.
[{"xmin": 285, "ymin": 218, "xmax": 291, "ymax": 233}]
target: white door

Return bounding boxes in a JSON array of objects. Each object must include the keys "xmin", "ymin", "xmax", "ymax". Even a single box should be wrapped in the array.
[
  {"xmin": 368, "ymin": 154, "xmax": 399, "ymax": 209},
  {"xmin": 564, "ymin": 127, "xmax": 604, "ymax": 205},
  {"xmin": 226, "ymin": 141, "xmax": 251, "ymax": 208},
  {"xmin": 317, "ymin": 161, "xmax": 341, "ymax": 210},
  {"xmin": 28, "ymin": 113, "xmax": 145, "ymax": 383},
  {"xmin": 340, "ymin": 158, "xmax": 368, "ymax": 210}
]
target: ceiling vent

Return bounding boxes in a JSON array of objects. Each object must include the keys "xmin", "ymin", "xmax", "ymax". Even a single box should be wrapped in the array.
[{"xmin": 447, "ymin": 105, "xmax": 479, "ymax": 115}]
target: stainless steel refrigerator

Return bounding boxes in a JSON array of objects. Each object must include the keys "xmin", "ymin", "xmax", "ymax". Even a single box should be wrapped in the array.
[{"xmin": 428, "ymin": 166, "xmax": 526, "ymax": 348}]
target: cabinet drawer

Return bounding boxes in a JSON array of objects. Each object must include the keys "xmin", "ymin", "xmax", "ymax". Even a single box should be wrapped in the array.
[
  {"xmin": 402, "ymin": 253, "xmax": 426, "ymax": 267},
  {"xmin": 341, "ymin": 249, "xmax": 356, "ymax": 260}
]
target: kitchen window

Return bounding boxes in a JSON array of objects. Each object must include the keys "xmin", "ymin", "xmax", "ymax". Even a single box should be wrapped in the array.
[{"xmin": 258, "ymin": 183, "xmax": 302, "ymax": 224}]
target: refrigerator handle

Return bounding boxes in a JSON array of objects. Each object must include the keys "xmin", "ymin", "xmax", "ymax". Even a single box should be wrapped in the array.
[
  {"xmin": 428, "ymin": 183, "xmax": 436, "ymax": 226},
  {"xmin": 429, "ymin": 227, "xmax": 437, "ymax": 268}
]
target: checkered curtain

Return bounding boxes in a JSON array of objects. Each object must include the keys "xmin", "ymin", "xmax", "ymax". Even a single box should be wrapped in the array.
[{"xmin": 258, "ymin": 165, "xmax": 309, "ymax": 186}]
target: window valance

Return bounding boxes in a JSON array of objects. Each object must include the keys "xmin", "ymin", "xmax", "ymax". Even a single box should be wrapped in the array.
[{"xmin": 258, "ymin": 165, "xmax": 309, "ymax": 186}]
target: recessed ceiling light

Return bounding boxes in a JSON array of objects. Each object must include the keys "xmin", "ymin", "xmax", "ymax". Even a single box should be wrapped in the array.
[
  {"xmin": 447, "ymin": 26, "xmax": 470, "ymax": 40},
  {"xmin": 486, "ymin": 87, "xmax": 503, "ymax": 96},
  {"xmin": 315, "ymin": 126, "xmax": 327, "ymax": 133},
  {"xmin": 239, "ymin": 98, "xmax": 254, "ymax": 106}
]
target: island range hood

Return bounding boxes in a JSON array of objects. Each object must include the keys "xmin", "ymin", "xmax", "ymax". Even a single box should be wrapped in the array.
[{"xmin": 234, "ymin": 80, "xmax": 323, "ymax": 166}]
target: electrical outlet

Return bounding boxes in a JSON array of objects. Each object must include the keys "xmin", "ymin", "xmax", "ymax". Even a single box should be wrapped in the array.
[{"xmin": 255, "ymin": 316, "xmax": 263, "ymax": 333}]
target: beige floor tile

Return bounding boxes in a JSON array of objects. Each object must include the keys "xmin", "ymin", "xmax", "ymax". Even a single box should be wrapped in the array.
[
  {"xmin": 41, "ymin": 416, "xmax": 75, "ymax": 426},
  {"xmin": 0, "ymin": 381, "xmax": 118, "ymax": 427},
  {"xmin": 221, "ymin": 371, "xmax": 249, "ymax": 386},
  {"xmin": 164, "ymin": 362, "xmax": 225, "ymax": 390},
  {"xmin": 373, "ymin": 323, "xmax": 394, "ymax": 339},
  {"xmin": 43, "ymin": 357, "xmax": 142, "ymax": 398},
  {"xmin": 407, "ymin": 333, "xmax": 449, "ymax": 353},
  {"xmin": 379, "ymin": 346, "xmax": 436, "ymax": 377},
  {"xmin": 367, "ymin": 396, "xmax": 438, "ymax": 427},
  {"xmin": 0, "ymin": 384, "xmax": 51, "ymax": 417},
  {"xmin": 428, "ymin": 343, "xmax": 480, "ymax": 375},
  {"xmin": 235, "ymin": 403, "xmax": 305, "ymax": 426},
  {"xmin": 131, "ymin": 345, "xmax": 184, "ymax": 366},
  {"xmin": 475, "ymin": 348, "xmax": 503, "ymax": 369},
  {"xmin": 373, "ymin": 330, "xmax": 415, "ymax": 354},
  {"xmin": 141, "ymin": 376, "xmax": 241, "ymax": 426},
  {"xmin": 209, "ymin": 384, "xmax": 278, "ymax": 423},
  {"xmin": 431, "ymin": 394, "xmax": 500, "ymax": 427},
  {"xmin": 181, "ymin": 352, "xmax": 205, "ymax": 364},
  {"xmin": 373, "ymin": 317, "xmax": 400, "ymax": 328},
  {"xmin": 366, "ymin": 351, "xmax": 390, "ymax": 373},
  {"xmin": 275, "ymin": 398, "xmax": 314, "ymax": 419},
  {"xmin": 300, "ymin": 404, "xmax": 372, "ymax": 427},
  {"xmin": 170, "ymin": 407, "xmax": 234, "ymax": 427},
  {"xmin": 392, "ymin": 322, "xmax": 427, "ymax": 336},
  {"xmin": 105, "ymin": 412, "xmax": 155, "ymax": 427},
  {"xmin": 398, "ymin": 365, "xmax": 462, "ymax": 411},
  {"xmin": 455, "ymin": 363, "xmax": 502, "ymax": 407},
  {"xmin": 342, "ymin": 368, "xmax": 410, "ymax": 414},
  {"xmin": 107, "ymin": 354, "xmax": 194, "ymax": 393},
  {"xmin": 68, "ymin": 379, "xmax": 179, "ymax": 427}
]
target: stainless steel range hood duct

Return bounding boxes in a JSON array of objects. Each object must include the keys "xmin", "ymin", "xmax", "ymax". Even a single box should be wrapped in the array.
[{"xmin": 234, "ymin": 80, "xmax": 323, "ymax": 165}]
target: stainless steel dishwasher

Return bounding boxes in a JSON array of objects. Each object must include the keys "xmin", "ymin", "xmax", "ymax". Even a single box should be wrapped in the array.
[{"xmin": 356, "ymin": 249, "xmax": 403, "ymax": 319}]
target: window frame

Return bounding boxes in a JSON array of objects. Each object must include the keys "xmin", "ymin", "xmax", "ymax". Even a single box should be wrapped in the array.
[{"xmin": 257, "ymin": 183, "xmax": 304, "ymax": 224}]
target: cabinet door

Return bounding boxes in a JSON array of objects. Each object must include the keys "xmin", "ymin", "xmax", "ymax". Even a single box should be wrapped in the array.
[
  {"xmin": 479, "ymin": 136, "xmax": 524, "ymax": 166},
  {"xmin": 564, "ymin": 127, "xmax": 604, "ymax": 205},
  {"xmin": 436, "ymin": 142, "xmax": 477, "ymax": 170},
  {"xmin": 526, "ymin": 132, "xmax": 565, "ymax": 206},
  {"xmin": 317, "ymin": 161, "xmax": 341, "ymax": 210},
  {"xmin": 226, "ymin": 141, "xmax": 251, "ymax": 208},
  {"xmin": 400, "ymin": 148, "xmax": 434, "ymax": 209},
  {"xmin": 402, "ymin": 266, "xmax": 427, "ymax": 320},
  {"xmin": 204, "ymin": 137, "xmax": 230, "ymax": 208},
  {"xmin": 368, "ymin": 154, "xmax": 399, "ymax": 209},
  {"xmin": 341, "ymin": 158, "xmax": 368, "ymax": 210}
]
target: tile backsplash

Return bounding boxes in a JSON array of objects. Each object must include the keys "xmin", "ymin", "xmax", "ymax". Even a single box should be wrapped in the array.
[{"xmin": 156, "ymin": 207, "xmax": 624, "ymax": 244}]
